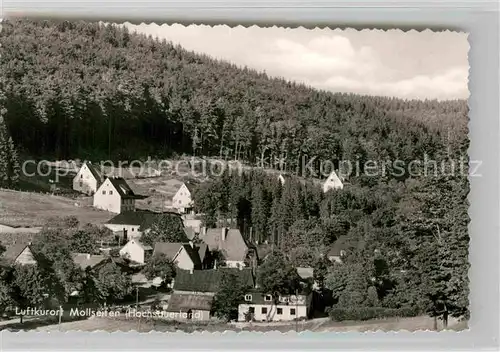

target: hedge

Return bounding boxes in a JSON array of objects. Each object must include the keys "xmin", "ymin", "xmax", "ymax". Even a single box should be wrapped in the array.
[{"xmin": 328, "ymin": 306, "xmax": 421, "ymax": 321}]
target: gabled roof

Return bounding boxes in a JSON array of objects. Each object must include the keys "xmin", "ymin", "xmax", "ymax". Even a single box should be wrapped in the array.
[
  {"xmin": 106, "ymin": 177, "xmax": 137, "ymax": 199},
  {"xmin": 296, "ymin": 267, "xmax": 314, "ymax": 280},
  {"xmin": 2, "ymin": 241, "xmax": 32, "ymax": 263},
  {"xmin": 201, "ymin": 228, "xmax": 248, "ymax": 262},
  {"xmin": 166, "ymin": 293, "xmax": 213, "ymax": 312},
  {"xmin": 183, "ymin": 182, "xmax": 196, "ymax": 193},
  {"xmin": 84, "ymin": 161, "xmax": 103, "ymax": 183},
  {"xmin": 327, "ymin": 236, "xmax": 349, "ymax": 257},
  {"xmin": 173, "ymin": 268, "xmax": 254, "ymax": 293},
  {"xmin": 106, "ymin": 211, "xmax": 157, "ymax": 227},
  {"xmin": 153, "ymin": 242, "xmax": 184, "ymax": 259},
  {"xmin": 197, "ymin": 243, "xmax": 208, "ymax": 262},
  {"xmin": 153, "ymin": 242, "xmax": 203, "ymax": 268},
  {"xmin": 71, "ymin": 253, "xmax": 107, "ymax": 270}
]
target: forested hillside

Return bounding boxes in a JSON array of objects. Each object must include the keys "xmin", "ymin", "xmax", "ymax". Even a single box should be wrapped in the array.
[
  {"xmin": 0, "ymin": 20, "xmax": 470, "ymax": 323},
  {"xmin": 2, "ymin": 19, "xmax": 467, "ymax": 171}
]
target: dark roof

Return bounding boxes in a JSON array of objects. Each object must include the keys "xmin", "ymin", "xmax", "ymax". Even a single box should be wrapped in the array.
[
  {"xmin": 183, "ymin": 182, "xmax": 196, "ymax": 193},
  {"xmin": 107, "ymin": 177, "xmax": 137, "ymax": 199},
  {"xmin": 106, "ymin": 211, "xmax": 157, "ymax": 227},
  {"xmin": 166, "ymin": 293, "xmax": 213, "ymax": 312},
  {"xmin": 201, "ymin": 228, "xmax": 249, "ymax": 262},
  {"xmin": 197, "ymin": 243, "xmax": 208, "ymax": 262},
  {"xmin": 327, "ymin": 236, "xmax": 349, "ymax": 257},
  {"xmin": 173, "ymin": 268, "xmax": 255, "ymax": 293},
  {"xmin": 2, "ymin": 241, "xmax": 32, "ymax": 262},
  {"xmin": 153, "ymin": 242, "xmax": 184, "ymax": 259},
  {"xmin": 84, "ymin": 161, "xmax": 103, "ymax": 183},
  {"xmin": 153, "ymin": 242, "xmax": 202, "ymax": 268},
  {"xmin": 71, "ymin": 253, "xmax": 107, "ymax": 270}
]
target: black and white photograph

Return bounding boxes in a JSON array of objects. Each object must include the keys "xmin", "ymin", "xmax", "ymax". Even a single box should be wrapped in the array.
[{"xmin": 0, "ymin": 20, "xmax": 470, "ymax": 332}]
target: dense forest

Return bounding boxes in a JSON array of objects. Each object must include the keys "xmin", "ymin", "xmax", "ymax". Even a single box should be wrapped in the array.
[
  {"xmin": 0, "ymin": 19, "xmax": 469, "ymax": 324},
  {"xmin": 2, "ymin": 20, "xmax": 467, "ymax": 175}
]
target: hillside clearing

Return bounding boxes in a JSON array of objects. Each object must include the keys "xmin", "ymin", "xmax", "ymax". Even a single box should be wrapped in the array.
[{"xmin": 0, "ymin": 189, "xmax": 113, "ymax": 227}]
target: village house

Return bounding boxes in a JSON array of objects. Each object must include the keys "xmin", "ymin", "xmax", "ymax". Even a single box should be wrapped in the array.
[
  {"xmin": 200, "ymin": 227, "xmax": 249, "ymax": 268},
  {"xmin": 172, "ymin": 182, "xmax": 196, "ymax": 214},
  {"xmin": 153, "ymin": 242, "xmax": 202, "ymax": 271},
  {"xmin": 296, "ymin": 267, "xmax": 321, "ymax": 291},
  {"xmin": 71, "ymin": 253, "xmax": 108, "ymax": 271},
  {"xmin": 104, "ymin": 210, "xmax": 162, "ymax": 240},
  {"xmin": 2, "ymin": 241, "xmax": 37, "ymax": 266},
  {"xmin": 327, "ymin": 236, "xmax": 348, "ymax": 263},
  {"xmin": 238, "ymin": 292, "xmax": 312, "ymax": 322},
  {"xmin": 322, "ymin": 170, "xmax": 344, "ymax": 193},
  {"xmin": 72, "ymin": 161, "xmax": 103, "ymax": 195},
  {"xmin": 168, "ymin": 268, "xmax": 255, "ymax": 320},
  {"xmin": 93, "ymin": 177, "xmax": 138, "ymax": 214},
  {"xmin": 119, "ymin": 239, "xmax": 153, "ymax": 264}
]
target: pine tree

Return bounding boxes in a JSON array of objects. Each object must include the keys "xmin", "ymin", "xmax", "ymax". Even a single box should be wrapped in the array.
[{"xmin": 0, "ymin": 115, "xmax": 20, "ymax": 189}]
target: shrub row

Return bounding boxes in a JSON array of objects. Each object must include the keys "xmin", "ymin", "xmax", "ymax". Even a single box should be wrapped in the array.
[{"xmin": 328, "ymin": 306, "xmax": 421, "ymax": 322}]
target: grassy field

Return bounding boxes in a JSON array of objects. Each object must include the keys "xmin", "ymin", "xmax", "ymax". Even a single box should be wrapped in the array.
[
  {"xmin": 28, "ymin": 315, "xmax": 466, "ymax": 333},
  {"xmin": 0, "ymin": 189, "xmax": 113, "ymax": 228}
]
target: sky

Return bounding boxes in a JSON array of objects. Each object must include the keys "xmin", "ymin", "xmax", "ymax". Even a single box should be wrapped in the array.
[{"xmin": 124, "ymin": 23, "xmax": 469, "ymax": 101}]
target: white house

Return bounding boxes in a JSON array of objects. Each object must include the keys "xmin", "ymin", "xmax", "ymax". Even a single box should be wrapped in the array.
[
  {"xmin": 93, "ymin": 177, "xmax": 138, "ymax": 214},
  {"xmin": 153, "ymin": 242, "xmax": 202, "ymax": 271},
  {"xmin": 238, "ymin": 293, "xmax": 311, "ymax": 322},
  {"xmin": 119, "ymin": 239, "xmax": 153, "ymax": 264},
  {"xmin": 322, "ymin": 170, "xmax": 344, "ymax": 193},
  {"xmin": 172, "ymin": 182, "xmax": 196, "ymax": 214},
  {"xmin": 73, "ymin": 161, "xmax": 103, "ymax": 195},
  {"xmin": 327, "ymin": 236, "xmax": 348, "ymax": 263}
]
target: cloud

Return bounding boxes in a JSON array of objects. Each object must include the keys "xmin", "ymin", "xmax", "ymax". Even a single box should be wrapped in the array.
[{"xmin": 125, "ymin": 23, "xmax": 469, "ymax": 100}]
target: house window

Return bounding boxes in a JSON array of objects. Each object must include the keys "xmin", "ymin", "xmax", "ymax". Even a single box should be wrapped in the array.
[
  {"xmin": 178, "ymin": 200, "xmax": 181, "ymax": 204},
  {"xmin": 102, "ymin": 190, "xmax": 106, "ymax": 195},
  {"xmin": 277, "ymin": 308, "xmax": 283, "ymax": 315},
  {"xmin": 264, "ymin": 295, "xmax": 272, "ymax": 302},
  {"xmin": 261, "ymin": 307, "xmax": 267, "ymax": 314},
  {"xmin": 80, "ymin": 174, "xmax": 83, "ymax": 179},
  {"xmin": 244, "ymin": 294, "xmax": 252, "ymax": 302},
  {"xmin": 110, "ymin": 190, "xmax": 113, "ymax": 195},
  {"xmin": 132, "ymin": 228, "xmax": 135, "ymax": 231},
  {"xmin": 79, "ymin": 181, "xmax": 83, "ymax": 187},
  {"xmin": 249, "ymin": 307, "xmax": 255, "ymax": 313},
  {"xmin": 290, "ymin": 308, "xmax": 296, "ymax": 315}
]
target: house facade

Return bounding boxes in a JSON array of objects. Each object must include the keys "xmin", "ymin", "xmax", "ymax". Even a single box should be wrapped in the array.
[
  {"xmin": 238, "ymin": 293, "xmax": 311, "ymax": 322},
  {"xmin": 73, "ymin": 161, "xmax": 103, "ymax": 195},
  {"xmin": 93, "ymin": 177, "xmax": 137, "ymax": 214},
  {"xmin": 323, "ymin": 170, "xmax": 344, "ymax": 193},
  {"xmin": 172, "ymin": 183, "xmax": 195, "ymax": 214},
  {"xmin": 14, "ymin": 246, "xmax": 37, "ymax": 266},
  {"xmin": 119, "ymin": 239, "xmax": 152, "ymax": 264}
]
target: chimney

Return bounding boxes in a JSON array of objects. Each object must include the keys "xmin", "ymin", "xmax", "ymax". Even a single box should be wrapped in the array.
[
  {"xmin": 189, "ymin": 241, "xmax": 194, "ymax": 248},
  {"xmin": 86, "ymin": 253, "xmax": 91, "ymax": 259},
  {"xmin": 189, "ymin": 268, "xmax": 193, "ymax": 274},
  {"xmin": 221, "ymin": 227, "xmax": 227, "ymax": 241}
]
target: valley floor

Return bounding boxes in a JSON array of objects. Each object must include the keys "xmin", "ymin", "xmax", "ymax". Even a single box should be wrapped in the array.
[{"xmin": 24, "ymin": 315, "xmax": 466, "ymax": 333}]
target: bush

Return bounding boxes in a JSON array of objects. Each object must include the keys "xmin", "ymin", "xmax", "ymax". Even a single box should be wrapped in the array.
[{"xmin": 328, "ymin": 306, "xmax": 421, "ymax": 321}]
